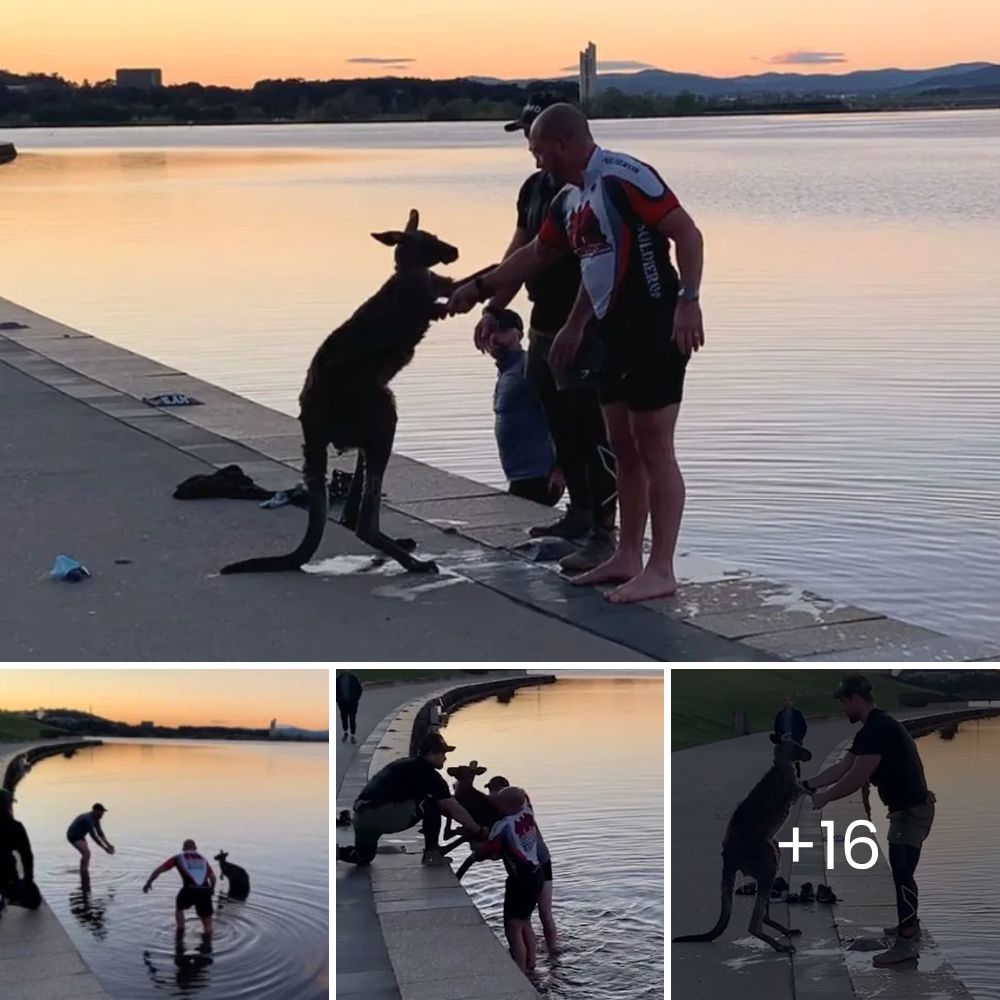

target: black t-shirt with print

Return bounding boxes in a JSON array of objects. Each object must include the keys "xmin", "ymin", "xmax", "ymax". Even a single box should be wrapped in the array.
[
  {"xmin": 516, "ymin": 171, "xmax": 582, "ymax": 335},
  {"xmin": 848, "ymin": 708, "xmax": 928, "ymax": 812},
  {"xmin": 358, "ymin": 757, "xmax": 450, "ymax": 808}
]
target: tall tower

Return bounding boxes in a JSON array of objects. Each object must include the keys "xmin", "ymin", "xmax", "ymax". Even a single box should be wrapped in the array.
[{"xmin": 579, "ymin": 41, "xmax": 597, "ymax": 110}]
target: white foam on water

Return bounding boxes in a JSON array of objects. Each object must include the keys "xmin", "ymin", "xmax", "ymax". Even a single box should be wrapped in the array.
[{"xmin": 372, "ymin": 575, "xmax": 467, "ymax": 602}]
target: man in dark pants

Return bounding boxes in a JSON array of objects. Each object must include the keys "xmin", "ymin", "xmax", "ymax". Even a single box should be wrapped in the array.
[
  {"xmin": 0, "ymin": 788, "xmax": 42, "ymax": 914},
  {"xmin": 336, "ymin": 670, "xmax": 363, "ymax": 743},
  {"xmin": 804, "ymin": 675, "xmax": 935, "ymax": 967},
  {"xmin": 337, "ymin": 733, "xmax": 486, "ymax": 867},
  {"xmin": 773, "ymin": 695, "xmax": 808, "ymax": 777},
  {"xmin": 475, "ymin": 92, "xmax": 617, "ymax": 574}
]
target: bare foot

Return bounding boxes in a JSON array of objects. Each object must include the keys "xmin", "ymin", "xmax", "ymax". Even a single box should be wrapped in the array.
[
  {"xmin": 570, "ymin": 554, "xmax": 642, "ymax": 587},
  {"xmin": 606, "ymin": 568, "xmax": 678, "ymax": 603}
]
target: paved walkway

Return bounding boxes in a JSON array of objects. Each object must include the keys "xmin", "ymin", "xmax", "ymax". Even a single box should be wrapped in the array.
[
  {"xmin": 7, "ymin": 294, "xmax": 996, "ymax": 660},
  {"xmin": 1, "ymin": 743, "xmax": 113, "ymax": 1000},
  {"xmin": 671, "ymin": 706, "xmax": 978, "ymax": 1000}
]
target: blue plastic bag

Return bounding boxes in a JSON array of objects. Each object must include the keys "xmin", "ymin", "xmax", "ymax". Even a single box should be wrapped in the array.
[{"xmin": 50, "ymin": 554, "xmax": 90, "ymax": 582}]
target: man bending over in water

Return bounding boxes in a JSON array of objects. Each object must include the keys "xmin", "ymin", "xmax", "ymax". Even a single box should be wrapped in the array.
[
  {"xmin": 143, "ymin": 839, "xmax": 217, "ymax": 937},
  {"xmin": 66, "ymin": 803, "xmax": 115, "ymax": 886}
]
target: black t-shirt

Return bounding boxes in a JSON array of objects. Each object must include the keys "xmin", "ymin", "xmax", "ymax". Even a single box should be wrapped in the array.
[
  {"xmin": 0, "ymin": 815, "xmax": 34, "ymax": 883},
  {"xmin": 358, "ymin": 757, "xmax": 450, "ymax": 808},
  {"xmin": 516, "ymin": 171, "xmax": 582, "ymax": 335},
  {"xmin": 848, "ymin": 708, "xmax": 929, "ymax": 812}
]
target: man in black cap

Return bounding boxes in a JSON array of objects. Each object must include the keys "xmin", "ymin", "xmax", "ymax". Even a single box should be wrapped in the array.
[
  {"xmin": 0, "ymin": 788, "xmax": 42, "ymax": 914},
  {"xmin": 337, "ymin": 732, "xmax": 487, "ymax": 866},
  {"xmin": 802, "ymin": 674, "xmax": 935, "ymax": 967},
  {"xmin": 67, "ymin": 802, "xmax": 115, "ymax": 885},
  {"xmin": 475, "ymin": 91, "xmax": 617, "ymax": 573}
]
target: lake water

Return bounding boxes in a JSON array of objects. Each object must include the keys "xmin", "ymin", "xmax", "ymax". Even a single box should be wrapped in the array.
[
  {"xmin": 438, "ymin": 676, "xmax": 664, "ymax": 1000},
  {"xmin": 879, "ymin": 717, "xmax": 1000, "ymax": 1000},
  {"xmin": 1, "ymin": 113, "xmax": 999, "ymax": 642},
  {"xmin": 14, "ymin": 739, "xmax": 328, "ymax": 999}
]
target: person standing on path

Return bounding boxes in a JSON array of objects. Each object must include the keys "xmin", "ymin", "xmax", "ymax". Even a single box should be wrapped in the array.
[
  {"xmin": 66, "ymin": 803, "xmax": 115, "ymax": 886},
  {"xmin": 475, "ymin": 92, "xmax": 618, "ymax": 574},
  {"xmin": 143, "ymin": 838, "xmax": 217, "ymax": 937},
  {"xmin": 0, "ymin": 788, "xmax": 42, "ymax": 913},
  {"xmin": 773, "ymin": 695, "xmax": 808, "ymax": 776},
  {"xmin": 804, "ymin": 674, "xmax": 935, "ymax": 967},
  {"xmin": 336, "ymin": 670, "xmax": 363, "ymax": 743}
]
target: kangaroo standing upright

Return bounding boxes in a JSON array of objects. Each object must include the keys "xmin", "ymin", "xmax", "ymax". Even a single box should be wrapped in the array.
[
  {"xmin": 673, "ymin": 734, "xmax": 813, "ymax": 953},
  {"xmin": 221, "ymin": 209, "xmax": 494, "ymax": 576}
]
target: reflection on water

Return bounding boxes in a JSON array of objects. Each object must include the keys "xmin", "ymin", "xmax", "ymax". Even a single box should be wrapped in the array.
[
  {"xmin": 15, "ymin": 740, "xmax": 328, "ymax": 1000},
  {"xmin": 901, "ymin": 718, "xmax": 1000, "ymax": 1000},
  {"xmin": 2, "ymin": 113, "xmax": 1000, "ymax": 642},
  {"xmin": 439, "ymin": 677, "xmax": 664, "ymax": 1000}
]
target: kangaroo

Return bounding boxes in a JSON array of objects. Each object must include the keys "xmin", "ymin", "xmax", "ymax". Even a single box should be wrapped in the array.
[
  {"xmin": 213, "ymin": 851, "xmax": 251, "ymax": 901},
  {"xmin": 440, "ymin": 760, "xmax": 501, "ymax": 879},
  {"xmin": 673, "ymin": 734, "xmax": 813, "ymax": 953}
]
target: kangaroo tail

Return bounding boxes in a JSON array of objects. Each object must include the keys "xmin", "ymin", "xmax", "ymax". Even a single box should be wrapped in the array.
[
  {"xmin": 221, "ymin": 433, "xmax": 328, "ymax": 575},
  {"xmin": 672, "ymin": 857, "xmax": 737, "ymax": 943}
]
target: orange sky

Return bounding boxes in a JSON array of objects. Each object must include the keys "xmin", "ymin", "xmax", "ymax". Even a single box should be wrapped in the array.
[
  {"xmin": 3, "ymin": 0, "xmax": 997, "ymax": 87},
  {"xmin": 0, "ymin": 669, "xmax": 328, "ymax": 730}
]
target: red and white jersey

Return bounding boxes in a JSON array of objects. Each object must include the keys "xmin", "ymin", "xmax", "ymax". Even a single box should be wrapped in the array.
[
  {"xmin": 164, "ymin": 851, "xmax": 215, "ymax": 888},
  {"xmin": 538, "ymin": 145, "xmax": 681, "ymax": 321},
  {"xmin": 489, "ymin": 801, "xmax": 540, "ymax": 869}
]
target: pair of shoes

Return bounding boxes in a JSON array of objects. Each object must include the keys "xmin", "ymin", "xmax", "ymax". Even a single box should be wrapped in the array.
[
  {"xmin": 341, "ymin": 731, "xmax": 349, "ymax": 742},
  {"xmin": 735, "ymin": 880, "xmax": 757, "ymax": 895},
  {"xmin": 528, "ymin": 507, "xmax": 591, "ymax": 540},
  {"xmin": 787, "ymin": 882, "xmax": 815, "ymax": 904},
  {"xmin": 816, "ymin": 884, "xmax": 838, "ymax": 904},
  {"xmin": 872, "ymin": 935, "xmax": 920, "ymax": 966},
  {"xmin": 559, "ymin": 526, "xmax": 617, "ymax": 574},
  {"xmin": 350, "ymin": 734, "xmax": 357, "ymax": 744},
  {"xmin": 883, "ymin": 921, "xmax": 921, "ymax": 939},
  {"xmin": 421, "ymin": 849, "xmax": 453, "ymax": 868}
]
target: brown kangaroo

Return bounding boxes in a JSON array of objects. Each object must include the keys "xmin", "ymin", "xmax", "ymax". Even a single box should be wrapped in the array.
[{"xmin": 672, "ymin": 734, "xmax": 813, "ymax": 953}]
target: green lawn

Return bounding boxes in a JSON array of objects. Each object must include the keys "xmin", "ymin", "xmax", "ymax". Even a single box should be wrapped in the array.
[
  {"xmin": 335, "ymin": 669, "xmax": 502, "ymax": 685},
  {"xmin": 0, "ymin": 711, "xmax": 65, "ymax": 742},
  {"xmin": 671, "ymin": 670, "xmax": 941, "ymax": 750}
]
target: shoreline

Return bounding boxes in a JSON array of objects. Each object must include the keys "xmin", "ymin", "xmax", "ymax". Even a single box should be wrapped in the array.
[{"xmin": 2, "ymin": 293, "xmax": 998, "ymax": 661}]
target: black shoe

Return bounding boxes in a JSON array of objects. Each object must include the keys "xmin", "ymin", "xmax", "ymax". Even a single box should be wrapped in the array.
[
  {"xmin": 798, "ymin": 882, "xmax": 815, "ymax": 903},
  {"xmin": 528, "ymin": 507, "xmax": 591, "ymax": 540},
  {"xmin": 770, "ymin": 877, "xmax": 790, "ymax": 899},
  {"xmin": 735, "ymin": 880, "xmax": 757, "ymax": 896},
  {"xmin": 816, "ymin": 884, "xmax": 838, "ymax": 904}
]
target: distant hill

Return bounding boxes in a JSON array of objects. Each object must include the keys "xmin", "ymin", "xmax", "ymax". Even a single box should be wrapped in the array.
[
  {"xmin": 464, "ymin": 61, "xmax": 999, "ymax": 98},
  {"xmin": 898, "ymin": 63, "xmax": 1000, "ymax": 93}
]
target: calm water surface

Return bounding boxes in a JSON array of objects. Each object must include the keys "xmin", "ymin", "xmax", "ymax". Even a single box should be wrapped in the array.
[
  {"xmin": 15, "ymin": 740, "xmax": 328, "ymax": 999},
  {"xmin": 440, "ymin": 677, "xmax": 664, "ymax": 1000},
  {"xmin": 1, "ymin": 113, "xmax": 999, "ymax": 641}
]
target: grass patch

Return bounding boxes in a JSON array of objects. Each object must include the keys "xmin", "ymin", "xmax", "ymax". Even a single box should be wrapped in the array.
[
  {"xmin": 0, "ymin": 711, "xmax": 66, "ymax": 742},
  {"xmin": 671, "ymin": 670, "xmax": 942, "ymax": 750}
]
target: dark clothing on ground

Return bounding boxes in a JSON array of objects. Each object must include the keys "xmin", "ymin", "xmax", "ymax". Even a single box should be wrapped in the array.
[
  {"xmin": 358, "ymin": 757, "xmax": 450, "ymax": 810},
  {"xmin": 848, "ymin": 708, "xmax": 929, "ymax": 812},
  {"xmin": 773, "ymin": 708, "xmax": 808, "ymax": 744},
  {"xmin": 338, "ymin": 702, "xmax": 359, "ymax": 735},
  {"xmin": 493, "ymin": 345, "xmax": 557, "ymax": 483},
  {"xmin": 67, "ymin": 812, "xmax": 106, "ymax": 845},
  {"xmin": 516, "ymin": 172, "xmax": 582, "ymax": 333}
]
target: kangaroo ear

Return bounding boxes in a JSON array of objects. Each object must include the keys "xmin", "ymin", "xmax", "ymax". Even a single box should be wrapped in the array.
[
  {"xmin": 372, "ymin": 231, "xmax": 405, "ymax": 246},
  {"xmin": 405, "ymin": 209, "xmax": 419, "ymax": 233},
  {"xmin": 469, "ymin": 760, "xmax": 478, "ymax": 768}
]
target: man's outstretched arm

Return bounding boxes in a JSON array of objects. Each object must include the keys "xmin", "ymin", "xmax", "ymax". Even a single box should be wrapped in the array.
[{"xmin": 143, "ymin": 859, "xmax": 173, "ymax": 892}]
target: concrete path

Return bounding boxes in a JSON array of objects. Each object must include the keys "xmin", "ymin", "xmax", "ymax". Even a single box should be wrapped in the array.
[
  {"xmin": 0, "ymin": 743, "xmax": 113, "ymax": 1000},
  {"xmin": 671, "ymin": 708, "xmax": 977, "ymax": 1000}
]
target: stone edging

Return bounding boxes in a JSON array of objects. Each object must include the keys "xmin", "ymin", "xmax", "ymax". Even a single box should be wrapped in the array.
[
  {"xmin": 338, "ymin": 675, "xmax": 555, "ymax": 1000},
  {"xmin": 5, "ymin": 294, "xmax": 1000, "ymax": 661}
]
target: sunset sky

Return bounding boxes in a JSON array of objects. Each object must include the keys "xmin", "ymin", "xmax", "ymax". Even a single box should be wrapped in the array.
[
  {"xmin": 3, "ymin": 0, "xmax": 996, "ymax": 87},
  {"xmin": 0, "ymin": 669, "xmax": 328, "ymax": 730}
]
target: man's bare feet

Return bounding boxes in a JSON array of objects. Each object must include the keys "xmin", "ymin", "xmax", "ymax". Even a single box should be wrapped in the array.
[
  {"xmin": 607, "ymin": 568, "xmax": 678, "ymax": 603},
  {"xmin": 570, "ymin": 553, "xmax": 642, "ymax": 587}
]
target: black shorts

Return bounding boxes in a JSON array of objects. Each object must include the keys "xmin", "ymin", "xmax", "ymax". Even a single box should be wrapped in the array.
[
  {"xmin": 176, "ymin": 886, "xmax": 214, "ymax": 917},
  {"xmin": 504, "ymin": 869, "xmax": 544, "ymax": 921},
  {"xmin": 597, "ymin": 302, "xmax": 688, "ymax": 412}
]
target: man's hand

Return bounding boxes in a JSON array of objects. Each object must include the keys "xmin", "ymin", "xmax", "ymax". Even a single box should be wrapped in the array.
[
  {"xmin": 448, "ymin": 281, "xmax": 484, "ymax": 316},
  {"xmin": 549, "ymin": 324, "xmax": 584, "ymax": 370},
  {"xmin": 811, "ymin": 790, "xmax": 830, "ymax": 810},
  {"xmin": 142, "ymin": 881, "xmax": 152, "ymax": 894},
  {"xmin": 672, "ymin": 299, "xmax": 705, "ymax": 355},
  {"xmin": 104, "ymin": 844, "xmax": 115, "ymax": 855},
  {"xmin": 474, "ymin": 311, "xmax": 499, "ymax": 353}
]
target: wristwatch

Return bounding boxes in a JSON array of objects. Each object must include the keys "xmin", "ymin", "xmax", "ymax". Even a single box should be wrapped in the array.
[{"xmin": 678, "ymin": 287, "xmax": 700, "ymax": 302}]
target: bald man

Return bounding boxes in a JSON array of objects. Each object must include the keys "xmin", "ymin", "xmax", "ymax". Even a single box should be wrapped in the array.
[{"xmin": 449, "ymin": 104, "xmax": 705, "ymax": 603}]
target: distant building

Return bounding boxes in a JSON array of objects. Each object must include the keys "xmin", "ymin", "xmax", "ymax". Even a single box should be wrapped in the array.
[
  {"xmin": 579, "ymin": 42, "xmax": 597, "ymax": 110},
  {"xmin": 140, "ymin": 721, "xmax": 154, "ymax": 729},
  {"xmin": 115, "ymin": 68, "xmax": 163, "ymax": 91}
]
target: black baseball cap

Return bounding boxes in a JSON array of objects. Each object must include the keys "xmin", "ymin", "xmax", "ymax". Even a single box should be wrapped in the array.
[
  {"xmin": 92, "ymin": 802, "xmax": 107, "ymax": 813},
  {"xmin": 832, "ymin": 675, "xmax": 874, "ymax": 700},
  {"xmin": 418, "ymin": 732, "xmax": 456, "ymax": 754},
  {"xmin": 485, "ymin": 775, "xmax": 510, "ymax": 792},
  {"xmin": 504, "ymin": 91, "xmax": 562, "ymax": 132}
]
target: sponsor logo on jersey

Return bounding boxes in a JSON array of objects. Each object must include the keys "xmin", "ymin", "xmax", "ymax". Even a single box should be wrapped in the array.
[{"xmin": 567, "ymin": 202, "xmax": 612, "ymax": 258}]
